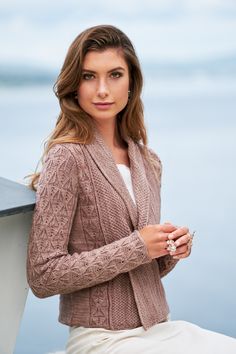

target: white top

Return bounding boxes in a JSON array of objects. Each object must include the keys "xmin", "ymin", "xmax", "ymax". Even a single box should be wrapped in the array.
[{"xmin": 116, "ymin": 164, "xmax": 136, "ymax": 204}]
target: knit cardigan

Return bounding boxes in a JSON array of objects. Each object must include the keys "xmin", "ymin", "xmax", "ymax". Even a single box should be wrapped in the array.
[{"xmin": 26, "ymin": 128, "xmax": 178, "ymax": 330}]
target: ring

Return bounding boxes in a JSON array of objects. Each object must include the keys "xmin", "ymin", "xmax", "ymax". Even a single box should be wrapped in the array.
[{"xmin": 166, "ymin": 239, "xmax": 176, "ymax": 252}]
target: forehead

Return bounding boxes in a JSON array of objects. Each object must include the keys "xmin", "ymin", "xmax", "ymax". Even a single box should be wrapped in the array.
[{"xmin": 82, "ymin": 48, "xmax": 128, "ymax": 71}]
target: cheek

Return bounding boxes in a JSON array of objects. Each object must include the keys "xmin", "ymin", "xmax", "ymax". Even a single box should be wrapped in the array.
[
  {"xmin": 77, "ymin": 84, "xmax": 93, "ymax": 102},
  {"xmin": 115, "ymin": 80, "xmax": 129, "ymax": 100}
]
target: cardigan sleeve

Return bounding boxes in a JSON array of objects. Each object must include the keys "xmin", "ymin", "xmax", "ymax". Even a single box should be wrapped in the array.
[
  {"xmin": 158, "ymin": 255, "xmax": 178, "ymax": 278},
  {"xmin": 27, "ymin": 144, "xmax": 152, "ymax": 298},
  {"xmin": 147, "ymin": 147, "xmax": 179, "ymax": 277}
]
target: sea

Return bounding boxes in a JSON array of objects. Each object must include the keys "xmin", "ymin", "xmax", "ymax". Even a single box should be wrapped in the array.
[{"xmin": 0, "ymin": 60, "xmax": 236, "ymax": 354}]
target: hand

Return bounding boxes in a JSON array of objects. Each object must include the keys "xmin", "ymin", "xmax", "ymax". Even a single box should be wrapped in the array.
[
  {"xmin": 167, "ymin": 226, "xmax": 193, "ymax": 259},
  {"xmin": 139, "ymin": 223, "xmax": 178, "ymax": 259}
]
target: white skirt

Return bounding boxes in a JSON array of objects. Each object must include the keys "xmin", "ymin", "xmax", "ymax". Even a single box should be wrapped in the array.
[{"xmin": 65, "ymin": 320, "xmax": 236, "ymax": 354}]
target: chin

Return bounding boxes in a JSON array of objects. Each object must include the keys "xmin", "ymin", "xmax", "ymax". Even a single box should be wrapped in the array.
[
  {"xmin": 92, "ymin": 115, "xmax": 117, "ymax": 123},
  {"xmin": 90, "ymin": 111, "xmax": 119, "ymax": 121}
]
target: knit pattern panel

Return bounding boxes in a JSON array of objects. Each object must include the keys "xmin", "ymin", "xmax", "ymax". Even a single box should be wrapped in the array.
[
  {"xmin": 66, "ymin": 146, "xmax": 141, "ymax": 328},
  {"xmin": 27, "ymin": 144, "xmax": 152, "ymax": 300},
  {"xmin": 65, "ymin": 146, "xmax": 110, "ymax": 328},
  {"xmin": 83, "ymin": 149, "xmax": 148, "ymax": 329}
]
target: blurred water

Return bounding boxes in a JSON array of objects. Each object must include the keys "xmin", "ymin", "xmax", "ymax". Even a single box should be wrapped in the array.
[{"xmin": 0, "ymin": 77, "xmax": 235, "ymax": 354}]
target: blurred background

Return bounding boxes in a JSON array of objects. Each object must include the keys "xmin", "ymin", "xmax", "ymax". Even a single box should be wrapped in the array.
[{"xmin": 0, "ymin": 0, "xmax": 235, "ymax": 353}]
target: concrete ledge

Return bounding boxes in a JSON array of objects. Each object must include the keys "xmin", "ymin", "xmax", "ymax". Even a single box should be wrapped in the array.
[
  {"xmin": 0, "ymin": 177, "xmax": 35, "ymax": 218},
  {"xmin": 0, "ymin": 176, "xmax": 36, "ymax": 353}
]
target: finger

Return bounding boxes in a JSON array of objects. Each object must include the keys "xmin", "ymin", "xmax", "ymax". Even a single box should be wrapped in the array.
[
  {"xmin": 168, "ymin": 226, "xmax": 189, "ymax": 240},
  {"xmin": 161, "ymin": 241, "xmax": 170, "ymax": 249},
  {"xmin": 172, "ymin": 248, "xmax": 191, "ymax": 259},
  {"xmin": 169, "ymin": 245, "xmax": 187, "ymax": 256},
  {"xmin": 155, "ymin": 241, "xmax": 170, "ymax": 250},
  {"xmin": 158, "ymin": 249, "xmax": 170, "ymax": 257},
  {"xmin": 174, "ymin": 234, "xmax": 190, "ymax": 247},
  {"xmin": 159, "ymin": 224, "xmax": 178, "ymax": 233},
  {"xmin": 153, "ymin": 248, "xmax": 170, "ymax": 259},
  {"xmin": 172, "ymin": 251, "xmax": 191, "ymax": 259},
  {"xmin": 159, "ymin": 232, "xmax": 175, "ymax": 242}
]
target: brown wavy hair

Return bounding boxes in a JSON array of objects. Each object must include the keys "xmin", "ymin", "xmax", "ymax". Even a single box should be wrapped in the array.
[{"xmin": 26, "ymin": 24, "xmax": 157, "ymax": 191}]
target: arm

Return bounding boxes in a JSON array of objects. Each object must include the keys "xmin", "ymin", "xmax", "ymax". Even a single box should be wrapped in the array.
[{"xmin": 27, "ymin": 144, "xmax": 152, "ymax": 298}]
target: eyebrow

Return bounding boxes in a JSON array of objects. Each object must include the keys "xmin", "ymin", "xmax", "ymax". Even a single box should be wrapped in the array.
[{"xmin": 82, "ymin": 66, "xmax": 126, "ymax": 73}]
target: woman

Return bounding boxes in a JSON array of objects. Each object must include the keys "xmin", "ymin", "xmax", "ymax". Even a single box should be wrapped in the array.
[{"xmin": 27, "ymin": 25, "xmax": 236, "ymax": 353}]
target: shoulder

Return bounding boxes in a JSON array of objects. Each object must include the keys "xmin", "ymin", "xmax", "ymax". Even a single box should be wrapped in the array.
[
  {"xmin": 38, "ymin": 143, "xmax": 82, "ymax": 194},
  {"xmin": 137, "ymin": 143, "xmax": 163, "ymax": 183},
  {"xmin": 45, "ymin": 143, "xmax": 84, "ymax": 166},
  {"xmin": 146, "ymin": 147, "xmax": 162, "ymax": 180},
  {"xmin": 41, "ymin": 143, "xmax": 83, "ymax": 181},
  {"xmin": 146, "ymin": 146, "xmax": 162, "ymax": 165},
  {"xmin": 137, "ymin": 143, "xmax": 162, "ymax": 166}
]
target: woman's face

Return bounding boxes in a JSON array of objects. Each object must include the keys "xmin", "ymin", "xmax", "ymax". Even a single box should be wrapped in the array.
[{"xmin": 77, "ymin": 48, "xmax": 130, "ymax": 125}]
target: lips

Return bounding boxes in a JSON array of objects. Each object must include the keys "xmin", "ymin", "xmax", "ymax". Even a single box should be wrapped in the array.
[
  {"xmin": 93, "ymin": 102, "xmax": 114, "ymax": 105},
  {"xmin": 93, "ymin": 102, "xmax": 114, "ymax": 110}
]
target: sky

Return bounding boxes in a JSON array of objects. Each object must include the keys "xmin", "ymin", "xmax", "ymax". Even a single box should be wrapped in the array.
[{"xmin": 0, "ymin": 0, "xmax": 236, "ymax": 70}]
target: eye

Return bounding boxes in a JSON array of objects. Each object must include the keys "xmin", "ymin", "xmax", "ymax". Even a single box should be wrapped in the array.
[
  {"xmin": 110, "ymin": 71, "xmax": 123, "ymax": 78},
  {"xmin": 82, "ymin": 73, "xmax": 94, "ymax": 80}
]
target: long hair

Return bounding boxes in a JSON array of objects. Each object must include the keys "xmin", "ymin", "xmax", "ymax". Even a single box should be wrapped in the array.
[{"xmin": 27, "ymin": 24, "xmax": 157, "ymax": 191}]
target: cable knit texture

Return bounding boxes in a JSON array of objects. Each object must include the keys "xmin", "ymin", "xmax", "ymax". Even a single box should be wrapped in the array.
[{"xmin": 27, "ymin": 128, "xmax": 178, "ymax": 330}]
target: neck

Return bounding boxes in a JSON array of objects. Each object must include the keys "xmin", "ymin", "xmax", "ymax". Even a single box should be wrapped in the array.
[{"xmin": 94, "ymin": 118, "xmax": 125, "ymax": 150}]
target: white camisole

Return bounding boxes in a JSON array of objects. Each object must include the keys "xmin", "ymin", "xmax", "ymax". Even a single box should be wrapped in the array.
[{"xmin": 116, "ymin": 164, "xmax": 136, "ymax": 204}]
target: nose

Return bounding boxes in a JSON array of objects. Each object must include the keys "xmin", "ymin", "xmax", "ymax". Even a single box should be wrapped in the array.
[{"xmin": 97, "ymin": 79, "xmax": 109, "ymax": 98}]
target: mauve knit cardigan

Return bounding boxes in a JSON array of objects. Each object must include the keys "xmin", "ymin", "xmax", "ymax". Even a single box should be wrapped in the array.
[{"xmin": 27, "ymin": 128, "xmax": 178, "ymax": 330}]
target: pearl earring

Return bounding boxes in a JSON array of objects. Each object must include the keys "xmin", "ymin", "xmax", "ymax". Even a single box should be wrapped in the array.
[{"xmin": 128, "ymin": 90, "xmax": 131, "ymax": 99}]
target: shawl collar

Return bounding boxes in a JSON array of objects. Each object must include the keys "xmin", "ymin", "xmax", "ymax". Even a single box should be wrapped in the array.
[{"xmin": 84, "ymin": 128, "xmax": 150, "ymax": 230}]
